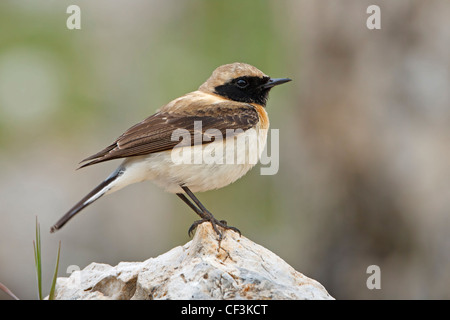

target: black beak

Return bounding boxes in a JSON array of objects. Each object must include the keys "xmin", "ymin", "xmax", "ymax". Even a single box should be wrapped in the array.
[{"xmin": 260, "ymin": 77, "xmax": 292, "ymax": 89}]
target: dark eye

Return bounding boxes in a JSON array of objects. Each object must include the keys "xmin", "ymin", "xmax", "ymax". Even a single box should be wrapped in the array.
[{"xmin": 236, "ymin": 79, "xmax": 249, "ymax": 88}]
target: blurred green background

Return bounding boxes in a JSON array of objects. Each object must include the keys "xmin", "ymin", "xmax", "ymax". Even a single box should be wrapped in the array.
[{"xmin": 1, "ymin": 0, "xmax": 449, "ymax": 299}]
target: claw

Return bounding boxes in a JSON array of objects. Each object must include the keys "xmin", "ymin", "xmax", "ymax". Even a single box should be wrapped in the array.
[
  {"xmin": 187, "ymin": 217, "xmax": 241, "ymax": 239},
  {"xmin": 188, "ymin": 220, "xmax": 202, "ymax": 237}
]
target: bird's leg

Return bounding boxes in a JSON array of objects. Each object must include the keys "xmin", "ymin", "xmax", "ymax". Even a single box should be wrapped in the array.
[
  {"xmin": 176, "ymin": 192, "xmax": 214, "ymax": 236},
  {"xmin": 178, "ymin": 186, "xmax": 241, "ymax": 239},
  {"xmin": 176, "ymin": 193, "xmax": 208, "ymax": 220},
  {"xmin": 177, "ymin": 193, "xmax": 227, "ymax": 236}
]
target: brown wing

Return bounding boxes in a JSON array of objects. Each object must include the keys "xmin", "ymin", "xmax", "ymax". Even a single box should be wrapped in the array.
[{"xmin": 78, "ymin": 101, "xmax": 259, "ymax": 168}]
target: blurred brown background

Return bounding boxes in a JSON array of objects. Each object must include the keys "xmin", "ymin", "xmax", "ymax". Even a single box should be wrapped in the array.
[{"xmin": 1, "ymin": 0, "xmax": 449, "ymax": 299}]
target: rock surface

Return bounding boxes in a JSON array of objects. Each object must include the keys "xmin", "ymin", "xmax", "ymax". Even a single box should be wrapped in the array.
[{"xmin": 54, "ymin": 224, "xmax": 333, "ymax": 300}]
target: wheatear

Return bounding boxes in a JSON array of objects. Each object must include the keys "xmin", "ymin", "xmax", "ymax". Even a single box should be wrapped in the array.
[{"xmin": 50, "ymin": 63, "xmax": 291, "ymax": 238}]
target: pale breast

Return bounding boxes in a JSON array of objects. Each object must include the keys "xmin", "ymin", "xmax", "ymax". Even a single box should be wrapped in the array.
[{"xmin": 119, "ymin": 122, "xmax": 268, "ymax": 193}]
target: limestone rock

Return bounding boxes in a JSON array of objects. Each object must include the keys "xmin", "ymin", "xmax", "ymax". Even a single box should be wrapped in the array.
[{"xmin": 53, "ymin": 224, "xmax": 333, "ymax": 300}]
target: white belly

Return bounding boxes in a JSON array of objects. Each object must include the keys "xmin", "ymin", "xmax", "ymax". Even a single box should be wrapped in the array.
[{"xmin": 107, "ymin": 126, "xmax": 268, "ymax": 194}]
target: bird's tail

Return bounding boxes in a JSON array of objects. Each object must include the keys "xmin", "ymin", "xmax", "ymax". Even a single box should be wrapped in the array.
[{"xmin": 50, "ymin": 169, "xmax": 122, "ymax": 233}]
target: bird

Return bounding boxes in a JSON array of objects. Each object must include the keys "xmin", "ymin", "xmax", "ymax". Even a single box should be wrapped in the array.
[{"xmin": 50, "ymin": 62, "xmax": 291, "ymax": 238}]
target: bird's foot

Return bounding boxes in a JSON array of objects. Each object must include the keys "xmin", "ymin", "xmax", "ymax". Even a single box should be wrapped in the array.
[{"xmin": 188, "ymin": 216, "xmax": 241, "ymax": 240}]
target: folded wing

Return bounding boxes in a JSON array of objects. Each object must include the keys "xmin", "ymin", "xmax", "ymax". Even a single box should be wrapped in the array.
[{"xmin": 79, "ymin": 101, "xmax": 259, "ymax": 168}]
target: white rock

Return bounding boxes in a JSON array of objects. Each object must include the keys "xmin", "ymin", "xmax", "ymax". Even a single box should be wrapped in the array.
[{"xmin": 53, "ymin": 224, "xmax": 333, "ymax": 300}]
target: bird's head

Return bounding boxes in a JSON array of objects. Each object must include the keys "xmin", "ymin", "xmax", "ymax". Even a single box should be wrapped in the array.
[{"xmin": 199, "ymin": 62, "xmax": 291, "ymax": 107}]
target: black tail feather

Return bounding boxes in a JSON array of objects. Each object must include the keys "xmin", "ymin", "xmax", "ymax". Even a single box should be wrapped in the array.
[{"xmin": 50, "ymin": 174, "xmax": 119, "ymax": 233}]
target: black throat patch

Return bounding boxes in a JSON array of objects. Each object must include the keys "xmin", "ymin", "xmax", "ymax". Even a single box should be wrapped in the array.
[{"xmin": 214, "ymin": 76, "xmax": 271, "ymax": 106}]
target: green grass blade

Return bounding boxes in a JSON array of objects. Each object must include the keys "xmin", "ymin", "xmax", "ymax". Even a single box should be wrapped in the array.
[
  {"xmin": 33, "ymin": 217, "xmax": 43, "ymax": 300},
  {"xmin": 48, "ymin": 241, "xmax": 61, "ymax": 300}
]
